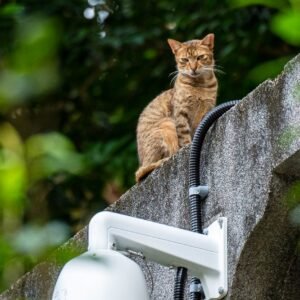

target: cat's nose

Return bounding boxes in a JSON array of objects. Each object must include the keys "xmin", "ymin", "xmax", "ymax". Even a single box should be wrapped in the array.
[{"xmin": 190, "ymin": 65, "xmax": 197, "ymax": 73}]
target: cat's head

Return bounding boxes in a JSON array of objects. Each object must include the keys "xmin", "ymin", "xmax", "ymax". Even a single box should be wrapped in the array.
[{"xmin": 167, "ymin": 34, "xmax": 215, "ymax": 78}]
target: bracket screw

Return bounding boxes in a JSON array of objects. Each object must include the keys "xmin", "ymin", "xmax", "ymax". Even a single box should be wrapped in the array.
[
  {"xmin": 218, "ymin": 287, "xmax": 224, "ymax": 295},
  {"xmin": 218, "ymin": 218, "xmax": 223, "ymax": 228}
]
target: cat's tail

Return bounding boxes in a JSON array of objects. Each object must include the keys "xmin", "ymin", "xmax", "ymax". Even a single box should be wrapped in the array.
[{"xmin": 135, "ymin": 158, "xmax": 168, "ymax": 182}]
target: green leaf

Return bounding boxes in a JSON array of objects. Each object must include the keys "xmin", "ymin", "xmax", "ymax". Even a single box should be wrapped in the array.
[
  {"xmin": 25, "ymin": 132, "xmax": 85, "ymax": 182},
  {"xmin": 144, "ymin": 49, "xmax": 158, "ymax": 60},
  {"xmin": 0, "ymin": 149, "xmax": 27, "ymax": 208},
  {"xmin": 0, "ymin": 122, "xmax": 24, "ymax": 157},
  {"xmin": 229, "ymin": 0, "xmax": 288, "ymax": 10},
  {"xmin": 289, "ymin": 0, "xmax": 300, "ymax": 10},
  {"xmin": 271, "ymin": 10, "xmax": 300, "ymax": 46},
  {"xmin": 13, "ymin": 16, "xmax": 61, "ymax": 71},
  {"xmin": 247, "ymin": 56, "xmax": 292, "ymax": 84},
  {"xmin": 0, "ymin": 16, "xmax": 61, "ymax": 108},
  {"xmin": 0, "ymin": 4, "xmax": 24, "ymax": 16}
]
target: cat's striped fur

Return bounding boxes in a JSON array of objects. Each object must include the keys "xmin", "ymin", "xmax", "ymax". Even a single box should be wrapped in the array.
[{"xmin": 136, "ymin": 34, "xmax": 218, "ymax": 182}]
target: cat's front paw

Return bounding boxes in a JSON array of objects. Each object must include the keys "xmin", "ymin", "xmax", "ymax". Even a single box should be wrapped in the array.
[{"xmin": 179, "ymin": 138, "xmax": 191, "ymax": 147}]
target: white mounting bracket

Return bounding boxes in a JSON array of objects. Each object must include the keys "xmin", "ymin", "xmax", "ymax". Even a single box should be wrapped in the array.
[{"xmin": 88, "ymin": 212, "xmax": 228, "ymax": 299}]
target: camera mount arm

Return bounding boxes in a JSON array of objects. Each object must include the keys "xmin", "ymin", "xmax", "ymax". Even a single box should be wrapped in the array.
[{"xmin": 88, "ymin": 211, "xmax": 227, "ymax": 299}]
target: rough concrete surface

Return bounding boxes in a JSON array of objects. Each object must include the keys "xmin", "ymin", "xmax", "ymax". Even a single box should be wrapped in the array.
[{"xmin": 1, "ymin": 54, "xmax": 300, "ymax": 300}]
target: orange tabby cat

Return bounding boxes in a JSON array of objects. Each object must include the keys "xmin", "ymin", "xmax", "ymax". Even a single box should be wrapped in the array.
[{"xmin": 136, "ymin": 33, "xmax": 218, "ymax": 182}]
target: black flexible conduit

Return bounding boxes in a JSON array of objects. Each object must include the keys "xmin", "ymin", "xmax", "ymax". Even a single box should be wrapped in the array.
[
  {"xmin": 173, "ymin": 100, "xmax": 240, "ymax": 300},
  {"xmin": 173, "ymin": 267, "xmax": 187, "ymax": 299}
]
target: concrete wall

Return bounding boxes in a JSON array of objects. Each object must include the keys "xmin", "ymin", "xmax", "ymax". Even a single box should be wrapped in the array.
[{"xmin": 1, "ymin": 54, "xmax": 300, "ymax": 300}]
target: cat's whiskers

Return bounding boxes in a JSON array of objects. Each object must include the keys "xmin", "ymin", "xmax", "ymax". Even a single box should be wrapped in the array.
[
  {"xmin": 170, "ymin": 74, "xmax": 178, "ymax": 85},
  {"xmin": 214, "ymin": 63, "xmax": 224, "ymax": 70},
  {"xmin": 203, "ymin": 65, "xmax": 225, "ymax": 75},
  {"xmin": 169, "ymin": 70, "xmax": 179, "ymax": 85},
  {"xmin": 169, "ymin": 70, "xmax": 179, "ymax": 77},
  {"xmin": 212, "ymin": 63, "xmax": 225, "ymax": 74}
]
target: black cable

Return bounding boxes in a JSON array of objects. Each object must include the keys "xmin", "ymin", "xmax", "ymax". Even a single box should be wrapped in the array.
[
  {"xmin": 173, "ymin": 100, "xmax": 240, "ymax": 300},
  {"xmin": 189, "ymin": 100, "xmax": 239, "ymax": 233},
  {"xmin": 173, "ymin": 267, "xmax": 187, "ymax": 299}
]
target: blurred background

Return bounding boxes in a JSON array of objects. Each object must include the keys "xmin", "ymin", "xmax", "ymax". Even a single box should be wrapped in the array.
[{"xmin": 0, "ymin": 0, "xmax": 299, "ymax": 292}]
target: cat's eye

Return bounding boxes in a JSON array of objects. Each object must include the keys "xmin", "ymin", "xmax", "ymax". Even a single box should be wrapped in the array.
[
  {"xmin": 197, "ymin": 55, "xmax": 207, "ymax": 60},
  {"xmin": 180, "ymin": 58, "xmax": 189, "ymax": 63}
]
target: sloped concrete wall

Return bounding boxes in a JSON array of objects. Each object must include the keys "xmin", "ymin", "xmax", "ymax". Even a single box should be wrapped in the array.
[{"xmin": 1, "ymin": 54, "xmax": 300, "ymax": 300}]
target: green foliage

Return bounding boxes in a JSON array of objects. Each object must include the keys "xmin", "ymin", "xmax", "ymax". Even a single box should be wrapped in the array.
[
  {"xmin": 25, "ymin": 133, "xmax": 85, "ymax": 182},
  {"xmin": 271, "ymin": 10, "xmax": 300, "ymax": 46},
  {"xmin": 230, "ymin": 0, "xmax": 288, "ymax": 10},
  {"xmin": 0, "ymin": 148, "xmax": 26, "ymax": 209},
  {"xmin": 0, "ymin": 3, "xmax": 24, "ymax": 15},
  {"xmin": 0, "ymin": 11, "xmax": 87, "ymax": 288},
  {"xmin": 247, "ymin": 55, "xmax": 292, "ymax": 84},
  {"xmin": 0, "ymin": 15, "xmax": 60, "ymax": 109},
  {"xmin": 231, "ymin": 0, "xmax": 300, "ymax": 46},
  {"xmin": 12, "ymin": 222, "xmax": 69, "ymax": 256},
  {"xmin": 0, "ymin": 123, "xmax": 27, "ymax": 209},
  {"xmin": 0, "ymin": 122, "xmax": 86, "ymax": 290}
]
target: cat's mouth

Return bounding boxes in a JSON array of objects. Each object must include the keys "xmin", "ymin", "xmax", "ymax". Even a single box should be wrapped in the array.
[
  {"xmin": 181, "ymin": 66, "xmax": 215, "ymax": 78},
  {"xmin": 181, "ymin": 71, "xmax": 203, "ymax": 78}
]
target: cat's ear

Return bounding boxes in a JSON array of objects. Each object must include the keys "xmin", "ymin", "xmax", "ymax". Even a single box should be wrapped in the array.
[
  {"xmin": 167, "ymin": 39, "xmax": 182, "ymax": 54},
  {"xmin": 202, "ymin": 33, "xmax": 214, "ymax": 50}
]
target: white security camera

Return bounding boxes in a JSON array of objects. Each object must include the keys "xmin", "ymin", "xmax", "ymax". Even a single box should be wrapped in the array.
[{"xmin": 53, "ymin": 212, "xmax": 227, "ymax": 300}]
